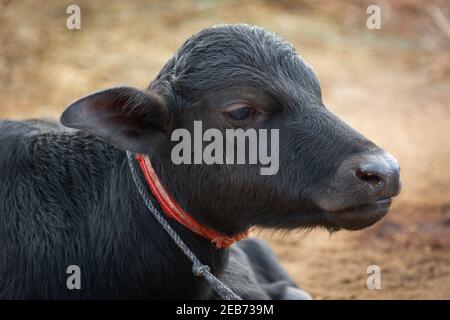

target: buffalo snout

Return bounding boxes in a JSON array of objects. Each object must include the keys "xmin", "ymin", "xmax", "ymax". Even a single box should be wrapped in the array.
[{"xmin": 313, "ymin": 150, "xmax": 401, "ymax": 230}]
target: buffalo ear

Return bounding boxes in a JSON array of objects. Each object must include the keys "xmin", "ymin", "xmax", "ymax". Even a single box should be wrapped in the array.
[{"xmin": 60, "ymin": 86, "xmax": 171, "ymax": 154}]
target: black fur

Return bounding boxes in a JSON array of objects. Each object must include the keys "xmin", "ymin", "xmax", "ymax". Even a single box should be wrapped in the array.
[{"xmin": 0, "ymin": 120, "xmax": 224, "ymax": 299}]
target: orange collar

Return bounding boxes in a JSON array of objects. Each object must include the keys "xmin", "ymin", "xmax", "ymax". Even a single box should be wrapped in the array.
[{"xmin": 135, "ymin": 154, "xmax": 251, "ymax": 249}]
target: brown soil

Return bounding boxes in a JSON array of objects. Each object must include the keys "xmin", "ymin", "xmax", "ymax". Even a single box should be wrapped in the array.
[{"xmin": 1, "ymin": 0, "xmax": 449, "ymax": 299}]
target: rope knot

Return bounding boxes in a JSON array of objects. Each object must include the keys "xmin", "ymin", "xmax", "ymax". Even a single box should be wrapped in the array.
[{"xmin": 192, "ymin": 263, "xmax": 210, "ymax": 277}]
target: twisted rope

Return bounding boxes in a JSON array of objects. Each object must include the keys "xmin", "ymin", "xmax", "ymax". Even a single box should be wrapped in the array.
[{"xmin": 126, "ymin": 151, "xmax": 241, "ymax": 300}]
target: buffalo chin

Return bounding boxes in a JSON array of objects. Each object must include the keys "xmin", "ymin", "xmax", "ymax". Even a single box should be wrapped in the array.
[{"xmin": 325, "ymin": 198, "xmax": 392, "ymax": 230}]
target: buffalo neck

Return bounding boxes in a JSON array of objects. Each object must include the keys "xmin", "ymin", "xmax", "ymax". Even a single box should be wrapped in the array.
[{"xmin": 105, "ymin": 148, "xmax": 227, "ymax": 298}]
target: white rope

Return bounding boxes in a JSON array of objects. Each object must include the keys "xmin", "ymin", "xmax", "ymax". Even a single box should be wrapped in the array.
[{"xmin": 126, "ymin": 151, "xmax": 241, "ymax": 300}]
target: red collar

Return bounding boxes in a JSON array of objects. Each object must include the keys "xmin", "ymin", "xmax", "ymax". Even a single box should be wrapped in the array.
[{"xmin": 135, "ymin": 154, "xmax": 251, "ymax": 249}]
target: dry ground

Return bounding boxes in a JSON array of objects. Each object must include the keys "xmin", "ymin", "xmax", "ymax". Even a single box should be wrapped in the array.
[{"xmin": 1, "ymin": 0, "xmax": 449, "ymax": 299}]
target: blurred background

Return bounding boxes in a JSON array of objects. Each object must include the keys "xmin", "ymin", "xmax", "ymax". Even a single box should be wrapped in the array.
[{"xmin": 1, "ymin": 0, "xmax": 449, "ymax": 299}]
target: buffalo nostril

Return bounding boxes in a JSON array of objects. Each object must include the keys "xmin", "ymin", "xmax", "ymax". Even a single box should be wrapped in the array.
[{"xmin": 355, "ymin": 168, "xmax": 383, "ymax": 186}]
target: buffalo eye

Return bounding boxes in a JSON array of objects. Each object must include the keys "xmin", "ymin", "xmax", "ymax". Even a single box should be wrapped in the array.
[
  {"xmin": 222, "ymin": 102, "xmax": 263, "ymax": 127},
  {"xmin": 227, "ymin": 107, "xmax": 256, "ymax": 121}
]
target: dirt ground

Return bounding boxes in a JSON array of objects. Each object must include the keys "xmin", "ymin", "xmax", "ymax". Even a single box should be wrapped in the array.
[{"xmin": 1, "ymin": 0, "xmax": 449, "ymax": 299}]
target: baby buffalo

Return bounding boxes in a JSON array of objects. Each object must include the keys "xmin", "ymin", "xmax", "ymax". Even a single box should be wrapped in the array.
[{"xmin": 0, "ymin": 24, "xmax": 400, "ymax": 299}]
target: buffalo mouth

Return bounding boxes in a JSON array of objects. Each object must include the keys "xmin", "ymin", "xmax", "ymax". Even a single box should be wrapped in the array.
[{"xmin": 325, "ymin": 198, "xmax": 392, "ymax": 230}]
